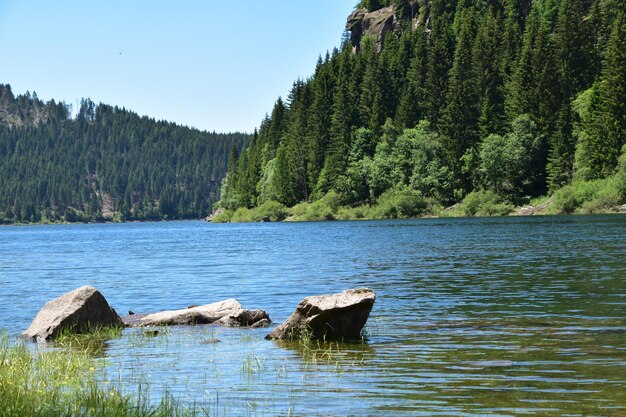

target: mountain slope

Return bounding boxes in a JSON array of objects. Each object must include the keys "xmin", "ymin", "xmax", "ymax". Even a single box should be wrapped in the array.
[
  {"xmin": 218, "ymin": 0, "xmax": 625, "ymax": 219},
  {"xmin": 0, "ymin": 85, "xmax": 250, "ymax": 224}
]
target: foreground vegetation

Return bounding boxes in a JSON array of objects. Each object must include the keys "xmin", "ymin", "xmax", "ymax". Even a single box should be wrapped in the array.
[
  {"xmin": 0, "ymin": 333, "xmax": 199, "ymax": 417},
  {"xmin": 219, "ymin": 1, "xmax": 625, "ymax": 221}
]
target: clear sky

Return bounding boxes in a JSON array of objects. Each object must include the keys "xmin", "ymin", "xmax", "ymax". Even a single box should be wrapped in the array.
[{"xmin": 0, "ymin": 1, "xmax": 356, "ymax": 133}]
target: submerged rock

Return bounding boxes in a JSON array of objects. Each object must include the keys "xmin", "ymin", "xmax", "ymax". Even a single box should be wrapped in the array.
[
  {"xmin": 266, "ymin": 288, "xmax": 376, "ymax": 341},
  {"xmin": 121, "ymin": 299, "xmax": 270, "ymax": 328},
  {"xmin": 22, "ymin": 286, "xmax": 123, "ymax": 342}
]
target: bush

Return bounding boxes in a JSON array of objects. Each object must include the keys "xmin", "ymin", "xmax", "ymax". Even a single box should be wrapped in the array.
[
  {"xmin": 252, "ymin": 200, "xmax": 289, "ymax": 222},
  {"xmin": 551, "ymin": 175, "xmax": 625, "ymax": 214},
  {"xmin": 370, "ymin": 187, "xmax": 428, "ymax": 219},
  {"xmin": 581, "ymin": 180, "xmax": 622, "ymax": 213},
  {"xmin": 336, "ymin": 205, "xmax": 369, "ymax": 220},
  {"xmin": 230, "ymin": 207, "xmax": 254, "ymax": 222},
  {"xmin": 211, "ymin": 209, "xmax": 233, "ymax": 223},
  {"xmin": 293, "ymin": 191, "xmax": 342, "ymax": 221},
  {"xmin": 454, "ymin": 190, "xmax": 514, "ymax": 217},
  {"xmin": 225, "ymin": 201, "xmax": 289, "ymax": 223}
]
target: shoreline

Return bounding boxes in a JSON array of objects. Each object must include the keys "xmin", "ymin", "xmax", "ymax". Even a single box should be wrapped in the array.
[{"xmin": 2, "ymin": 203, "xmax": 625, "ymax": 228}]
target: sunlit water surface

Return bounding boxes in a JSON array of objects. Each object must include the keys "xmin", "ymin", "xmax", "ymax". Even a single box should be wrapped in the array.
[{"xmin": 1, "ymin": 216, "xmax": 625, "ymax": 416}]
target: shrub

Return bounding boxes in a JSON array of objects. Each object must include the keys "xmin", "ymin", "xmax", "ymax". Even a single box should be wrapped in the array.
[
  {"xmin": 297, "ymin": 191, "xmax": 342, "ymax": 221},
  {"xmin": 252, "ymin": 200, "xmax": 289, "ymax": 222},
  {"xmin": 456, "ymin": 190, "xmax": 514, "ymax": 217},
  {"xmin": 211, "ymin": 209, "xmax": 233, "ymax": 223},
  {"xmin": 230, "ymin": 207, "xmax": 254, "ymax": 222},
  {"xmin": 371, "ymin": 187, "xmax": 428, "ymax": 219}
]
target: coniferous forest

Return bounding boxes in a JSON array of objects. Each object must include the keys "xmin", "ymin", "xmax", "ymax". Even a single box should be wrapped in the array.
[
  {"xmin": 0, "ymin": 85, "xmax": 249, "ymax": 224},
  {"xmin": 218, "ymin": 0, "xmax": 625, "ymax": 221}
]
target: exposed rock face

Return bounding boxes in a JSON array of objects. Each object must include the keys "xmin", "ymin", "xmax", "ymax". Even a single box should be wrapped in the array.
[
  {"xmin": 121, "ymin": 300, "xmax": 270, "ymax": 328},
  {"xmin": 347, "ymin": 6, "xmax": 396, "ymax": 52},
  {"xmin": 22, "ymin": 286, "xmax": 123, "ymax": 341},
  {"xmin": 266, "ymin": 288, "xmax": 376, "ymax": 341}
]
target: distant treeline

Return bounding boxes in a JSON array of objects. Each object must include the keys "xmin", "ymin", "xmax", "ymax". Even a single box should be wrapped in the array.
[
  {"xmin": 219, "ymin": 0, "xmax": 625, "ymax": 217},
  {"xmin": 0, "ymin": 85, "xmax": 250, "ymax": 224}
]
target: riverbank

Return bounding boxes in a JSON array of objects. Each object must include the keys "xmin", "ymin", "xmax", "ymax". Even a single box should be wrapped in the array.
[{"xmin": 211, "ymin": 187, "xmax": 626, "ymax": 224}]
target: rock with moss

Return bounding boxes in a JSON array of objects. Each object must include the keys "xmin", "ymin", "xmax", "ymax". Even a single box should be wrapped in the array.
[
  {"xmin": 22, "ymin": 286, "xmax": 123, "ymax": 342},
  {"xmin": 266, "ymin": 288, "xmax": 376, "ymax": 341}
]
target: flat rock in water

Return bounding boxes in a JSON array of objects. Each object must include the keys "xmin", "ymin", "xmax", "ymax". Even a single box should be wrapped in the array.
[
  {"xmin": 22, "ymin": 286, "xmax": 123, "ymax": 342},
  {"xmin": 266, "ymin": 288, "xmax": 376, "ymax": 341},
  {"xmin": 121, "ymin": 301, "xmax": 271, "ymax": 328},
  {"xmin": 122, "ymin": 299, "xmax": 242, "ymax": 327}
]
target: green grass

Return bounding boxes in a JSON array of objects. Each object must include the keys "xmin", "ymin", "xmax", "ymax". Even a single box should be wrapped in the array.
[
  {"xmin": 0, "ymin": 334, "xmax": 200, "ymax": 417},
  {"xmin": 53, "ymin": 325, "xmax": 124, "ymax": 355}
]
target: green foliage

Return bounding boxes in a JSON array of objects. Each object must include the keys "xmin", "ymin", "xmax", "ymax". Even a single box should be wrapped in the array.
[
  {"xmin": 217, "ymin": 1, "xmax": 622, "ymax": 220},
  {"xmin": 295, "ymin": 191, "xmax": 343, "ymax": 221},
  {"xmin": 574, "ymin": 13, "xmax": 626, "ymax": 180},
  {"xmin": 476, "ymin": 115, "xmax": 542, "ymax": 198},
  {"xmin": 229, "ymin": 200, "xmax": 289, "ymax": 223},
  {"xmin": 552, "ymin": 147, "xmax": 626, "ymax": 214},
  {"xmin": 370, "ymin": 187, "xmax": 428, "ymax": 219},
  {"xmin": 451, "ymin": 190, "xmax": 514, "ymax": 217},
  {"xmin": 211, "ymin": 209, "xmax": 234, "ymax": 223},
  {"xmin": 0, "ymin": 88, "xmax": 250, "ymax": 224},
  {"xmin": 0, "ymin": 335, "xmax": 196, "ymax": 417}
]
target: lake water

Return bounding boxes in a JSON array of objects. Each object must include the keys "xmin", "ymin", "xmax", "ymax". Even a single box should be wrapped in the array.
[{"xmin": 1, "ymin": 216, "xmax": 625, "ymax": 416}]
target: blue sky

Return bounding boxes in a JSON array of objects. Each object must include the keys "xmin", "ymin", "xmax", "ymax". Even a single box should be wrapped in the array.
[{"xmin": 0, "ymin": 1, "xmax": 356, "ymax": 133}]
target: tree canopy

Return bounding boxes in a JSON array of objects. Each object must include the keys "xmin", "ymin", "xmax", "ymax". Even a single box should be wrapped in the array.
[
  {"xmin": 0, "ymin": 85, "xmax": 249, "ymax": 224},
  {"xmin": 220, "ymin": 0, "xmax": 625, "ymax": 213}
]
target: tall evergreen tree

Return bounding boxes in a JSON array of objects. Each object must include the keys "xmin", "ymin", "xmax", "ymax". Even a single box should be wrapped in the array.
[
  {"xmin": 441, "ymin": 8, "xmax": 480, "ymax": 184},
  {"xmin": 576, "ymin": 13, "xmax": 626, "ymax": 179}
]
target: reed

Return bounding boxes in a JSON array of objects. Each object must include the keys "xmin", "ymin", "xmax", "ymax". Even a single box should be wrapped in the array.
[{"xmin": 0, "ymin": 334, "xmax": 199, "ymax": 417}]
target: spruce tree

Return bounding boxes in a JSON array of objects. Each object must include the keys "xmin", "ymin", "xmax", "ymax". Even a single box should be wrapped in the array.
[
  {"xmin": 578, "ymin": 13, "xmax": 626, "ymax": 179},
  {"xmin": 441, "ymin": 8, "xmax": 480, "ymax": 183}
]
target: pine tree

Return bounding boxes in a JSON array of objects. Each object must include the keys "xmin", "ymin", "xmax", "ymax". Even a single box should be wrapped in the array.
[
  {"xmin": 474, "ymin": 11, "xmax": 506, "ymax": 138},
  {"xmin": 577, "ymin": 13, "xmax": 626, "ymax": 179},
  {"xmin": 396, "ymin": 26, "xmax": 428, "ymax": 129},
  {"xmin": 308, "ymin": 53, "xmax": 335, "ymax": 188},
  {"xmin": 441, "ymin": 8, "xmax": 480, "ymax": 182},
  {"xmin": 316, "ymin": 44, "xmax": 355, "ymax": 195},
  {"xmin": 547, "ymin": 0, "xmax": 594, "ymax": 190},
  {"xmin": 424, "ymin": 0, "xmax": 455, "ymax": 126}
]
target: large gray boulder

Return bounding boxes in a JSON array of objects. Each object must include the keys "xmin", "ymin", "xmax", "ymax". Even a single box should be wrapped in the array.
[
  {"xmin": 121, "ymin": 299, "xmax": 270, "ymax": 328},
  {"xmin": 22, "ymin": 286, "xmax": 123, "ymax": 341},
  {"xmin": 266, "ymin": 288, "xmax": 376, "ymax": 341}
]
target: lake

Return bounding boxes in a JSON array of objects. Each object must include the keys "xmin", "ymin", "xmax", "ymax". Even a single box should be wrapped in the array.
[{"xmin": 1, "ymin": 215, "xmax": 625, "ymax": 416}]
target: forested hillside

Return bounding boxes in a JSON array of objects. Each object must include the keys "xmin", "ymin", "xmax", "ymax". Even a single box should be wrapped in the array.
[
  {"xmin": 0, "ymin": 85, "xmax": 250, "ymax": 224},
  {"xmin": 219, "ymin": 0, "xmax": 625, "ymax": 221}
]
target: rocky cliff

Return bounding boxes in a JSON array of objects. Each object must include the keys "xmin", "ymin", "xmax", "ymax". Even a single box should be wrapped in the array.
[{"xmin": 346, "ymin": 4, "xmax": 422, "ymax": 52}]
